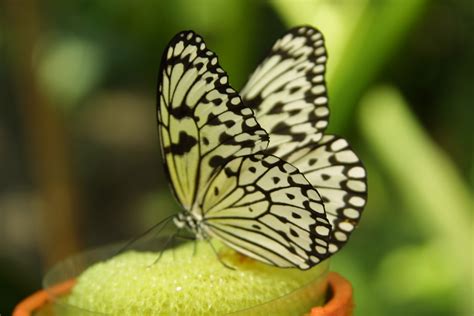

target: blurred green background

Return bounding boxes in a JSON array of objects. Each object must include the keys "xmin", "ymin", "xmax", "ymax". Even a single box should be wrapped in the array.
[{"xmin": 1, "ymin": 0, "xmax": 472, "ymax": 315}]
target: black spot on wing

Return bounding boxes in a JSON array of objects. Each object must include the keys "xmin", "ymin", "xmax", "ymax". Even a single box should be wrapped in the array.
[
  {"xmin": 289, "ymin": 228, "xmax": 299, "ymax": 238},
  {"xmin": 166, "ymin": 132, "xmax": 197, "ymax": 155},
  {"xmin": 224, "ymin": 166, "xmax": 237, "ymax": 177},
  {"xmin": 291, "ymin": 212, "xmax": 302, "ymax": 219},
  {"xmin": 212, "ymin": 98, "xmax": 222, "ymax": 105},
  {"xmin": 225, "ymin": 120, "xmax": 235, "ymax": 128},
  {"xmin": 169, "ymin": 104, "xmax": 193, "ymax": 119},
  {"xmin": 289, "ymin": 86, "xmax": 299, "ymax": 94},
  {"xmin": 270, "ymin": 121, "xmax": 306, "ymax": 142},
  {"xmin": 209, "ymin": 155, "xmax": 225, "ymax": 168},
  {"xmin": 266, "ymin": 102, "xmax": 284, "ymax": 115}
]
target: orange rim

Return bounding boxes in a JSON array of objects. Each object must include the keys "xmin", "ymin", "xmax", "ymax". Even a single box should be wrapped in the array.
[
  {"xmin": 310, "ymin": 272, "xmax": 353, "ymax": 316},
  {"xmin": 12, "ymin": 279, "xmax": 76, "ymax": 316}
]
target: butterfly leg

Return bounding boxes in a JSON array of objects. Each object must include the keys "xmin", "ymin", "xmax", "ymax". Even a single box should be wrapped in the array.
[
  {"xmin": 170, "ymin": 231, "xmax": 176, "ymax": 261},
  {"xmin": 172, "ymin": 232, "xmax": 198, "ymax": 259},
  {"xmin": 148, "ymin": 228, "xmax": 180, "ymax": 266},
  {"xmin": 169, "ymin": 229, "xmax": 194, "ymax": 260},
  {"xmin": 192, "ymin": 238, "xmax": 198, "ymax": 257},
  {"xmin": 207, "ymin": 238, "xmax": 236, "ymax": 270}
]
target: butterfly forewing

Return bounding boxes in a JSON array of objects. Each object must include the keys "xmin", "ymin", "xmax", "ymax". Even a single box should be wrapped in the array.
[
  {"xmin": 277, "ymin": 135, "xmax": 367, "ymax": 254},
  {"xmin": 241, "ymin": 26, "xmax": 329, "ymax": 158},
  {"xmin": 199, "ymin": 154, "xmax": 331, "ymax": 269},
  {"xmin": 158, "ymin": 31, "xmax": 269, "ymax": 209}
]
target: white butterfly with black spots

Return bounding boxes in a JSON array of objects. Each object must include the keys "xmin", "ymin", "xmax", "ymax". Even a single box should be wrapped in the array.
[
  {"xmin": 158, "ymin": 30, "xmax": 332, "ymax": 269},
  {"xmin": 241, "ymin": 26, "xmax": 368, "ymax": 254}
]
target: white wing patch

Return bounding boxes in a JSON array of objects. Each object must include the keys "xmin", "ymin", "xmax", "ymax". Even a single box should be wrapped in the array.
[
  {"xmin": 198, "ymin": 154, "xmax": 331, "ymax": 269},
  {"xmin": 241, "ymin": 26, "xmax": 329, "ymax": 158}
]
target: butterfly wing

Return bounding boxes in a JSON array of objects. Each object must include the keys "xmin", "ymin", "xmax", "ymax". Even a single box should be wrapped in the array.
[
  {"xmin": 198, "ymin": 154, "xmax": 331, "ymax": 269},
  {"xmin": 158, "ymin": 31, "xmax": 269, "ymax": 210},
  {"xmin": 241, "ymin": 26, "xmax": 329, "ymax": 158},
  {"xmin": 241, "ymin": 26, "xmax": 367, "ymax": 254},
  {"xmin": 280, "ymin": 136, "xmax": 367, "ymax": 254}
]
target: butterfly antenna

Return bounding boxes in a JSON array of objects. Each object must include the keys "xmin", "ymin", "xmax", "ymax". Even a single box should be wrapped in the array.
[
  {"xmin": 172, "ymin": 231, "xmax": 199, "ymax": 260},
  {"xmin": 150, "ymin": 228, "xmax": 179, "ymax": 266},
  {"xmin": 114, "ymin": 214, "xmax": 175, "ymax": 257},
  {"xmin": 207, "ymin": 239, "xmax": 235, "ymax": 270}
]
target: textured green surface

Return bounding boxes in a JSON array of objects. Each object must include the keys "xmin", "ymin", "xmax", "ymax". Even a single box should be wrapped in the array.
[{"xmin": 65, "ymin": 241, "xmax": 328, "ymax": 315}]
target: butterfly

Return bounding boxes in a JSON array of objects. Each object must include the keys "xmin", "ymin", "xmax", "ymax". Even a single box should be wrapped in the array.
[{"xmin": 157, "ymin": 26, "xmax": 367, "ymax": 269}]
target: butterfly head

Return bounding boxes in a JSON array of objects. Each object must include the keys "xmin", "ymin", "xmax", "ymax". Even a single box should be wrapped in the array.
[{"xmin": 174, "ymin": 212, "xmax": 206, "ymax": 239}]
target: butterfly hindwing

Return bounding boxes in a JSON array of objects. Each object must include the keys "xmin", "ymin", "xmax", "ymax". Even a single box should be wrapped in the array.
[
  {"xmin": 198, "ymin": 154, "xmax": 331, "ymax": 269},
  {"xmin": 278, "ymin": 135, "xmax": 367, "ymax": 254},
  {"xmin": 241, "ymin": 26, "xmax": 329, "ymax": 158},
  {"xmin": 158, "ymin": 31, "xmax": 269, "ymax": 210}
]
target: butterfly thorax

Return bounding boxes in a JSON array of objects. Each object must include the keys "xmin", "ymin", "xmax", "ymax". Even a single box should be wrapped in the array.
[{"xmin": 174, "ymin": 212, "xmax": 207, "ymax": 239}]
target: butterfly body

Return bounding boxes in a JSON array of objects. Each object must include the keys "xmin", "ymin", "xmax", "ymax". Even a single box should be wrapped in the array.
[{"xmin": 174, "ymin": 212, "xmax": 207, "ymax": 240}]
